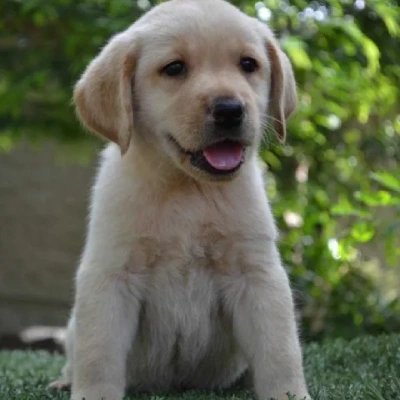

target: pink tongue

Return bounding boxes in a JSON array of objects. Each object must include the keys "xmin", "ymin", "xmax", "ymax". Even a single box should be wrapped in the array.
[{"xmin": 203, "ymin": 142, "xmax": 244, "ymax": 171}]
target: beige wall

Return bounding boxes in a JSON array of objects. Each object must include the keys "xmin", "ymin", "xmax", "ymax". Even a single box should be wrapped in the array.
[{"xmin": 0, "ymin": 142, "xmax": 96, "ymax": 334}]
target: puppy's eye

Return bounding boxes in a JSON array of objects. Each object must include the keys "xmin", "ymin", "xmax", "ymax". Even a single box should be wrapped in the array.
[
  {"xmin": 162, "ymin": 61, "xmax": 187, "ymax": 77},
  {"xmin": 240, "ymin": 57, "xmax": 258, "ymax": 73}
]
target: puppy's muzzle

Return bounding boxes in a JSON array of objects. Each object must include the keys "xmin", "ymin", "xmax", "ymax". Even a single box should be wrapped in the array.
[
  {"xmin": 168, "ymin": 97, "xmax": 250, "ymax": 179},
  {"xmin": 185, "ymin": 97, "xmax": 247, "ymax": 177}
]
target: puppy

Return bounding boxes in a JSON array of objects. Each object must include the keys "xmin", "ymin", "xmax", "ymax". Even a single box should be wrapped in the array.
[{"xmin": 50, "ymin": 1, "xmax": 310, "ymax": 399}]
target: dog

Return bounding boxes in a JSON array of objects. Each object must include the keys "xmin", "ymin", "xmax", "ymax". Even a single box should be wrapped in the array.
[{"xmin": 49, "ymin": 1, "xmax": 310, "ymax": 399}]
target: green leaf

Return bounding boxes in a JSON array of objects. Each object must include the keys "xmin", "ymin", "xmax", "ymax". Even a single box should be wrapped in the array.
[
  {"xmin": 281, "ymin": 37, "xmax": 312, "ymax": 70},
  {"xmin": 370, "ymin": 172, "xmax": 400, "ymax": 193},
  {"xmin": 0, "ymin": 134, "xmax": 14, "ymax": 152},
  {"xmin": 332, "ymin": 197, "xmax": 371, "ymax": 218},
  {"xmin": 351, "ymin": 222, "xmax": 375, "ymax": 243},
  {"xmin": 375, "ymin": 3, "xmax": 400, "ymax": 37},
  {"xmin": 355, "ymin": 190, "xmax": 400, "ymax": 207}
]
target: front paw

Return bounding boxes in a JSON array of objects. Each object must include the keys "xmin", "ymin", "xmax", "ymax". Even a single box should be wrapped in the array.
[{"xmin": 71, "ymin": 383, "xmax": 123, "ymax": 400}]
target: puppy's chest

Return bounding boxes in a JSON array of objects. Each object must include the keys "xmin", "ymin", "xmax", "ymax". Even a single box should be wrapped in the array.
[
  {"xmin": 128, "ymin": 262, "xmax": 232, "ymax": 387},
  {"xmin": 139, "ymin": 263, "xmax": 221, "ymax": 334},
  {"xmin": 130, "ymin": 236, "xmax": 228, "ymax": 370},
  {"xmin": 129, "ymin": 222, "xmax": 234, "ymax": 276},
  {"xmin": 130, "ymin": 193, "xmax": 238, "ymax": 272},
  {"xmin": 126, "ymin": 201, "xmax": 248, "ymax": 374},
  {"xmin": 128, "ymin": 223, "xmax": 231, "ymax": 338}
]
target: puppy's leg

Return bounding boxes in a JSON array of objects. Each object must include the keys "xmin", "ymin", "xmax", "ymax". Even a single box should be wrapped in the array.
[
  {"xmin": 227, "ymin": 242, "xmax": 310, "ymax": 400},
  {"xmin": 49, "ymin": 316, "xmax": 74, "ymax": 391},
  {"xmin": 71, "ymin": 267, "xmax": 140, "ymax": 400}
]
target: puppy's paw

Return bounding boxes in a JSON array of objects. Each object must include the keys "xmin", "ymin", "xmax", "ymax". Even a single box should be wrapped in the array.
[
  {"xmin": 48, "ymin": 378, "xmax": 71, "ymax": 391},
  {"xmin": 261, "ymin": 383, "xmax": 311, "ymax": 400},
  {"xmin": 71, "ymin": 383, "xmax": 123, "ymax": 400}
]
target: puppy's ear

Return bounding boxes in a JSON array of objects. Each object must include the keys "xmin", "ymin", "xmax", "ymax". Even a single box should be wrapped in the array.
[
  {"xmin": 265, "ymin": 38, "xmax": 297, "ymax": 143},
  {"xmin": 74, "ymin": 32, "xmax": 137, "ymax": 154}
]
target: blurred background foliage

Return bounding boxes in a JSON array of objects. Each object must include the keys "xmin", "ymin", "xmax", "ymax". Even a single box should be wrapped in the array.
[{"xmin": 1, "ymin": 0, "xmax": 399, "ymax": 341}]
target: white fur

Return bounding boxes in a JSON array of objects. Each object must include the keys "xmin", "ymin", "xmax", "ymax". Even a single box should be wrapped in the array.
[{"xmin": 50, "ymin": 1, "xmax": 310, "ymax": 399}]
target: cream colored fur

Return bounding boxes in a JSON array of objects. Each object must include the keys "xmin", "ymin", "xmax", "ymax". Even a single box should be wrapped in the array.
[{"xmin": 50, "ymin": 1, "xmax": 310, "ymax": 399}]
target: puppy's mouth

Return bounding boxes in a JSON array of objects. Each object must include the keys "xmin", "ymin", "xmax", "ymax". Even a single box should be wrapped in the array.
[{"xmin": 168, "ymin": 135, "xmax": 245, "ymax": 176}]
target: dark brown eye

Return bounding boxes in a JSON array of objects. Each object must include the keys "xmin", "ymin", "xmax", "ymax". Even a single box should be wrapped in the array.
[
  {"xmin": 240, "ymin": 57, "xmax": 258, "ymax": 73},
  {"xmin": 162, "ymin": 61, "xmax": 187, "ymax": 77}
]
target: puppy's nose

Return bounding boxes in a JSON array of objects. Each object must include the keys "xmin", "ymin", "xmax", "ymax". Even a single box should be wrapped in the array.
[{"xmin": 212, "ymin": 97, "xmax": 244, "ymax": 128}]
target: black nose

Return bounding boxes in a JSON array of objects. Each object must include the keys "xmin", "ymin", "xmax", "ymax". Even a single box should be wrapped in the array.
[{"xmin": 212, "ymin": 97, "xmax": 244, "ymax": 128}]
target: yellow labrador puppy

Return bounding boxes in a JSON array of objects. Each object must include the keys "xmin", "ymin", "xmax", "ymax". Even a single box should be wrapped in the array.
[{"xmin": 50, "ymin": 1, "xmax": 310, "ymax": 399}]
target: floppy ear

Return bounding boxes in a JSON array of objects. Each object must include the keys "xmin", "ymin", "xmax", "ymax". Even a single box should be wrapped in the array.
[
  {"xmin": 265, "ymin": 39, "xmax": 297, "ymax": 143},
  {"xmin": 74, "ymin": 32, "xmax": 137, "ymax": 154}
]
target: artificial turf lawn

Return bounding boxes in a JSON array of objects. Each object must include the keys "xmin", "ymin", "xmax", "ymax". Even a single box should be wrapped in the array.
[{"xmin": 0, "ymin": 334, "xmax": 399, "ymax": 400}]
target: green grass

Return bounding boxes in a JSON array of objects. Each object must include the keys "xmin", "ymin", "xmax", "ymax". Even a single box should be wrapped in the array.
[{"xmin": 1, "ymin": 334, "xmax": 399, "ymax": 400}]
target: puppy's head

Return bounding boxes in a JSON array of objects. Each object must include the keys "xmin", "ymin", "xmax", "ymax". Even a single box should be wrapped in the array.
[{"xmin": 74, "ymin": 0, "xmax": 297, "ymax": 181}]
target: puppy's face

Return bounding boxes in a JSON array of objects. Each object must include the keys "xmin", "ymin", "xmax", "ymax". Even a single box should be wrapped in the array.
[
  {"xmin": 135, "ymin": 4, "xmax": 269, "ymax": 181},
  {"xmin": 74, "ymin": 0, "xmax": 297, "ymax": 182}
]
